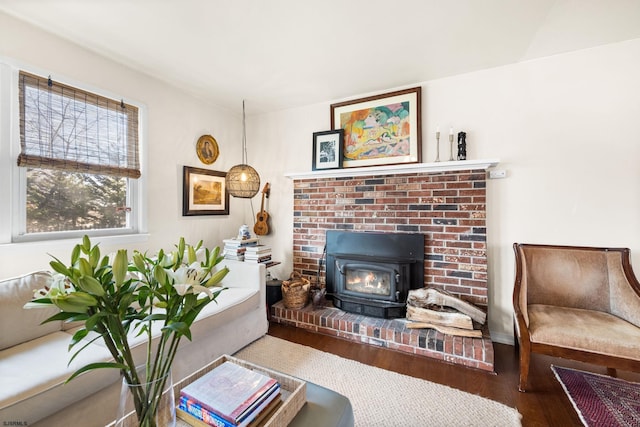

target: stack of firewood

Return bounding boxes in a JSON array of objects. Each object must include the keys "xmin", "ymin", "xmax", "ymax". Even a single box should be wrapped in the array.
[{"xmin": 405, "ymin": 288, "xmax": 486, "ymax": 337}]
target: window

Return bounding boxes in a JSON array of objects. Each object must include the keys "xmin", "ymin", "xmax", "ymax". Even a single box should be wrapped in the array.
[{"xmin": 11, "ymin": 71, "xmax": 142, "ymax": 241}]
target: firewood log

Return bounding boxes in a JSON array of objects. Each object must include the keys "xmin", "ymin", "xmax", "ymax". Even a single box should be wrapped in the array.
[
  {"xmin": 406, "ymin": 305, "xmax": 474, "ymax": 330},
  {"xmin": 407, "ymin": 287, "xmax": 486, "ymax": 324},
  {"xmin": 406, "ymin": 322, "xmax": 483, "ymax": 338}
]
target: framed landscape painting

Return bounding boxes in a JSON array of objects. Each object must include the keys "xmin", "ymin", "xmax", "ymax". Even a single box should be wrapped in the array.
[
  {"xmin": 330, "ymin": 87, "xmax": 422, "ymax": 168},
  {"xmin": 182, "ymin": 166, "xmax": 229, "ymax": 216}
]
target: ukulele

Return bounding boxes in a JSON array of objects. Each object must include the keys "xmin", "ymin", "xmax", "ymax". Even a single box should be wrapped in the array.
[{"xmin": 254, "ymin": 183, "xmax": 270, "ymax": 236}]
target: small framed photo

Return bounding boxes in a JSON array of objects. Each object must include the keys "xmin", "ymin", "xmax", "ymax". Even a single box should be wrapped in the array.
[
  {"xmin": 330, "ymin": 87, "xmax": 422, "ymax": 168},
  {"xmin": 312, "ymin": 129, "xmax": 344, "ymax": 171},
  {"xmin": 182, "ymin": 166, "xmax": 229, "ymax": 216}
]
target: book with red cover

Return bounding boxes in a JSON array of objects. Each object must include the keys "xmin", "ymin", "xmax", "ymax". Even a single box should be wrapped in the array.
[
  {"xmin": 180, "ymin": 361, "xmax": 278, "ymax": 425},
  {"xmin": 178, "ymin": 387, "xmax": 281, "ymax": 427}
]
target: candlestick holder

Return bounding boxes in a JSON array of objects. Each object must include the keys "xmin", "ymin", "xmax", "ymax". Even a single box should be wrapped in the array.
[
  {"xmin": 435, "ymin": 132, "xmax": 441, "ymax": 162},
  {"xmin": 449, "ymin": 134, "xmax": 455, "ymax": 161}
]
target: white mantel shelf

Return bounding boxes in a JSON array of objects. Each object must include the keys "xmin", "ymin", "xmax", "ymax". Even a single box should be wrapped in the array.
[{"xmin": 285, "ymin": 158, "xmax": 500, "ymax": 180}]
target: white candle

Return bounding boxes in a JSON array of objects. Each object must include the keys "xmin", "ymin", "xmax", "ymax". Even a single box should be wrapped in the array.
[{"xmin": 449, "ymin": 127, "xmax": 454, "ymax": 135}]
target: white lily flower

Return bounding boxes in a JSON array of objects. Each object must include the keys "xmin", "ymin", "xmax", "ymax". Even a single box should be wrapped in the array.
[
  {"xmin": 172, "ymin": 283, "xmax": 213, "ymax": 299},
  {"xmin": 28, "ymin": 273, "xmax": 72, "ymax": 300},
  {"xmin": 166, "ymin": 262, "xmax": 213, "ymax": 298},
  {"xmin": 166, "ymin": 262, "xmax": 207, "ymax": 286}
]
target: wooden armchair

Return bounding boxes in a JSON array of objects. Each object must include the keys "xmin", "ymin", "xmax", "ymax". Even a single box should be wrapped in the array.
[{"xmin": 513, "ymin": 243, "xmax": 640, "ymax": 392}]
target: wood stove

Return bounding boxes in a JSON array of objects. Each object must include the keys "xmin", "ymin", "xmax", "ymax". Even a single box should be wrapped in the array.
[{"xmin": 326, "ymin": 231, "xmax": 424, "ymax": 318}]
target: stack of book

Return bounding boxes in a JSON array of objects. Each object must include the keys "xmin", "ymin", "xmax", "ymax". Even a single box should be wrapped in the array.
[
  {"xmin": 177, "ymin": 361, "xmax": 281, "ymax": 427},
  {"xmin": 222, "ymin": 238, "xmax": 259, "ymax": 261},
  {"xmin": 243, "ymin": 245, "xmax": 272, "ymax": 264}
]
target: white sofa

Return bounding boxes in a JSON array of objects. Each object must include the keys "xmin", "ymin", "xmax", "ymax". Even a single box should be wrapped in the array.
[{"xmin": 0, "ymin": 260, "xmax": 268, "ymax": 427}]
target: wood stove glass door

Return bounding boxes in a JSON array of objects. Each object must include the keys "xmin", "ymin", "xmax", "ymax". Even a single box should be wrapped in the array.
[{"xmin": 344, "ymin": 264, "xmax": 393, "ymax": 297}]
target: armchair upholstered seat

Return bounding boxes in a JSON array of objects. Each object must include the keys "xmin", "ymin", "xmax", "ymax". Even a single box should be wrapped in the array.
[{"xmin": 512, "ymin": 243, "xmax": 640, "ymax": 392}]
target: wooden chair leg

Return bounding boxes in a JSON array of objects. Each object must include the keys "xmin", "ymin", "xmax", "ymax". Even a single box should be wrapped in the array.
[{"xmin": 518, "ymin": 342, "xmax": 530, "ymax": 392}]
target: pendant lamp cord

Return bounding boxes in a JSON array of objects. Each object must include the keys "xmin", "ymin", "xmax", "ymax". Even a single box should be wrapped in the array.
[
  {"xmin": 242, "ymin": 100, "xmax": 248, "ymax": 164},
  {"xmin": 243, "ymin": 99, "xmax": 256, "ymax": 219}
]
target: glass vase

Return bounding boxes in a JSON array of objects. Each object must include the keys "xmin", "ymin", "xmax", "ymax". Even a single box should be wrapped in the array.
[{"xmin": 115, "ymin": 369, "xmax": 176, "ymax": 427}]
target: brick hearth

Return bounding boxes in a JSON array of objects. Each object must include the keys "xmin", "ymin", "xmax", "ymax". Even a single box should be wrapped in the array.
[{"xmin": 271, "ymin": 301, "xmax": 494, "ymax": 372}]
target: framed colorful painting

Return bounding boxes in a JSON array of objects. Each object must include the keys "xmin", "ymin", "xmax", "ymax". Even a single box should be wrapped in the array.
[
  {"xmin": 330, "ymin": 87, "xmax": 422, "ymax": 168},
  {"xmin": 182, "ymin": 166, "xmax": 229, "ymax": 216}
]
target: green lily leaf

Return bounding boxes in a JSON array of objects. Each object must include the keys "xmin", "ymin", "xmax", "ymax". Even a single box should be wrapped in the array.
[
  {"xmin": 142, "ymin": 313, "xmax": 167, "ymax": 322},
  {"xmin": 44, "ymin": 311, "xmax": 84, "ymax": 322},
  {"xmin": 99, "ymin": 255, "xmax": 110, "ymax": 269},
  {"xmin": 85, "ymin": 312, "xmax": 109, "ymax": 331},
  {"xmin": 162, "ymin": 321, "xmax": 191, "ymax": 340},
  {"xmin": 66, "ymin": 362, "xmax": 128, "ymax": 383},
  {"xmin": 69, "ymin": 328, "xmax": 88, "ymax": 349}
]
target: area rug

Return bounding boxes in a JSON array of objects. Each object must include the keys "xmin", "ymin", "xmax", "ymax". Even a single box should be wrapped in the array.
[
  {"xmin": 234, "ymin": 336, "xmax": 522, "ymax": 426},
  {"xmin": 552, "ymin": 365, "xmax": 640, "ymax": 427}
]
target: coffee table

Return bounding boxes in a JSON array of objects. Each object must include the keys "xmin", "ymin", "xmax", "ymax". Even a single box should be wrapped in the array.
[
  {"xmin": 289, "ymin": 381, "xmax": 354, "ymax": 427},
  {"xmin": 112, "ymin": 355, "xmax": 354, "ymax": 427}
]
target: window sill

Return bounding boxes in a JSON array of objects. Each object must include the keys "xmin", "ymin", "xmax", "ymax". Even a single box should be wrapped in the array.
[{"xmin": 0, "ymin": 233, "xmax": 150, "ymax": 255}]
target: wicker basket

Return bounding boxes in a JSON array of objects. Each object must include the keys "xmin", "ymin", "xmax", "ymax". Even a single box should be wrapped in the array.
[{"xmin": 282, "ymin": 272, "xmax": 310, "ymax": 309}]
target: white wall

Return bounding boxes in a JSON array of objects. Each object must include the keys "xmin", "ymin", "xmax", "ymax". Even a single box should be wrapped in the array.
[
  {"xmin": 252, "ymin": 38, "xmax": 640, "ymax": 344},
  {"xmin": 0, "ymin": 12, "xmax": 256, "ymax": 278}
]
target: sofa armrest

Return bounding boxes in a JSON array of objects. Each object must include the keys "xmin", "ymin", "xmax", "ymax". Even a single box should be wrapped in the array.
[
  {"xmin": 218, "ymin": 260, "xmax": 265, "ymax": 289},
  {"xmin": 217, "ymin": 260, "xmax": 267, "ymax": 306}
]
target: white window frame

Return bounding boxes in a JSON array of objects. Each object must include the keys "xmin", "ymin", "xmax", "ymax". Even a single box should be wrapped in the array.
[{"xmin": 0, "ymin": 58, "xmax": 148, "ymax": 246}]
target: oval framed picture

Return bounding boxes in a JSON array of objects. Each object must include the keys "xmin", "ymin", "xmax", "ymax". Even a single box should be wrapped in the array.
[{"xmin": 196, "ymin": 134, "xmax": 219, "ymax": 165}]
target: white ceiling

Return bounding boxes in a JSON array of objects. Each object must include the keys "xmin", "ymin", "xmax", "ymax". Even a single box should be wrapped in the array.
[{"xmin": 1, "ymin": 0, "xmax": 640, "ymax": 114}]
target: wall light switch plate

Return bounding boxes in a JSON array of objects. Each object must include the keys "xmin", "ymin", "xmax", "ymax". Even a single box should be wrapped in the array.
[{"xmin": 488, "ymin": 169, "xmax": 507, "ymax": 179}]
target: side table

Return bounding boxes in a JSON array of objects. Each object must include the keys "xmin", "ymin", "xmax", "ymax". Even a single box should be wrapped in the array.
[{"xmin": 266, "ymin": 279, "xmax": 282, "ymax": 319}]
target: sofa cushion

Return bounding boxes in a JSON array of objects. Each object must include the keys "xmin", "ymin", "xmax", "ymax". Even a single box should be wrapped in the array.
[
  {"xmin": 0, "ymin": 331, "xmax": 116, "ymax": 423},
  {"xmin": 189, "ymin": 286, "xmax": 261, "ymax": 339},
  {"xmin": 528, "ymin": 304, "xmax": 640, "ymax": 360},
  {"xmin": 0, "ymin": 271, "xmax": 61, "ymax": 350}
]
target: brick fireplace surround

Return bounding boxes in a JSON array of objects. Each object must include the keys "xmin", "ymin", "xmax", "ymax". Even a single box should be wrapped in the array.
[{"xmin": 273, "ymin": 166, "xmax": 494, "ymax": 372}]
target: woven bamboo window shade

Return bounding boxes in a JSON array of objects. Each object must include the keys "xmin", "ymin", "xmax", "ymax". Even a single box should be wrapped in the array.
[{"xmin": 17, "ymin": 71, "xmax": 141, "ymax": 179}]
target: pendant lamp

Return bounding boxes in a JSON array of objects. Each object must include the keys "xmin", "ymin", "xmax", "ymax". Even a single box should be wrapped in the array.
[{"xmin": 226, "ymin": 100, "xmax": 260, "ymax": 198}]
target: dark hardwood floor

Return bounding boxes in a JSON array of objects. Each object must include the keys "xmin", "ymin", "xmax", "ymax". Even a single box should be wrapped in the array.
[{"xmin": 268, "ymin": 322, "xmax": 640, "ymax": 427}]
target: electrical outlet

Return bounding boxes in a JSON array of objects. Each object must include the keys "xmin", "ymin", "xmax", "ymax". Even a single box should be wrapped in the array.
[{"xmin": 488, "ymin": 169, "xmax": 506, "ymax": 179}]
